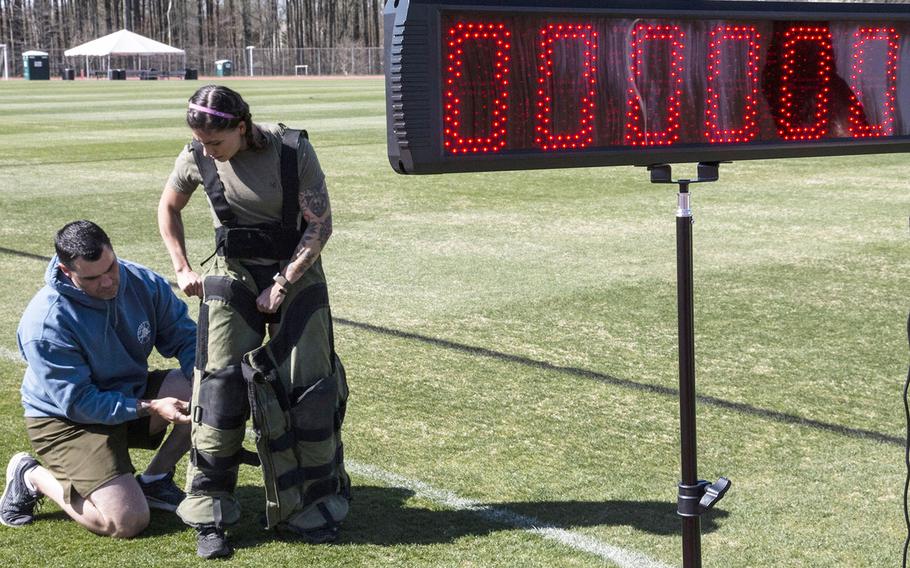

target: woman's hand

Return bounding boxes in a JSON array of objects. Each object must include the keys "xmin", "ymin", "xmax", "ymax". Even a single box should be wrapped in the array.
[
  {"xmin": 159, "ymin": 189, "xmax": 202, "ymax": 298},
  {"xmin": 256, "ymin": 284, "xmax": 287, "ymax": 314},
  {"xmin": 176, "ymin": 268, "xmax": 203, "ymax": 298}
]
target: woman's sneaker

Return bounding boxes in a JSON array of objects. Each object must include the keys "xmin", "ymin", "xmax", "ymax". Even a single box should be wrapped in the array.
[
  {"xmin": 0, "ymin": 453, "xmax": 42, "ymax": 527},
  {"xmin": 196, "ymin": 525, "xmax": 233, "ymax": 559}
]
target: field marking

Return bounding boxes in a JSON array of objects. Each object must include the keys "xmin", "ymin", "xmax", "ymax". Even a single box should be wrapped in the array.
[
  {"xmin": 335, "ymin": 318, "xmax": 903, "ymax": 446},
  {"xmin": 244, "ymin": 427, "xmax": 670, "ymax": 566},
  {"xmin": 0, "ymin": 346, "xmax": 22, "ymax": 364},
  {"xmin": 0, "ymin": 246, "xmax": 900, "ymax": 446},
  {"xmin": 345, "ymin": 460, "xmax": 673, "ymax": 568},
  {"xmin": 0, "ymin": 233, "xmax": 900, "ymax": 450}
]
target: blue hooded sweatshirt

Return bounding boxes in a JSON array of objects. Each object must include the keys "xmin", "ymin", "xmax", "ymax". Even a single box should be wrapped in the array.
[{"xmin": 17, "ymin": 256, "xmax": 196, "ymax": 425}]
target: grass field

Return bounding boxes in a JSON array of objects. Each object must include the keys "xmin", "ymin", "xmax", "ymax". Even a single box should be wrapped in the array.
[{"xmin": 0, "ymin": 77, "xmax": 908, "ymax": 567}]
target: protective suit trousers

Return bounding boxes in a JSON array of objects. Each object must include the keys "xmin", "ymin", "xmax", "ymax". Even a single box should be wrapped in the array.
[{"xmin": 176, "ymin": 256, "xmax": 350, "ymax": 531}]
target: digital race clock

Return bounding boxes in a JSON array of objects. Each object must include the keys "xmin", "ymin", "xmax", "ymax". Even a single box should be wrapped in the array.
[{"xmin": 384, "ymin": 0, "xmax": 910, "ymax": 173}]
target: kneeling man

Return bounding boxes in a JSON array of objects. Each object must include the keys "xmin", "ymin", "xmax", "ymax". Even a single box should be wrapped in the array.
[{"xmin": 1, "ymin": 220, "xmax": 196, "ymax": 538}]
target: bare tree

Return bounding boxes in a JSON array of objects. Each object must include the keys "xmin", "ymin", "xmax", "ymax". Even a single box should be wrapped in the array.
[{"xmin": 0, "ymin": 0, "xmax": 383, "ymax": 74}]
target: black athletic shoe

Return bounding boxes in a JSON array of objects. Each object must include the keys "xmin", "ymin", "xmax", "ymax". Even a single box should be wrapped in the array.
[
  {"xmin": 0, "ymin": 452, "xmax": 42, "ymax": 527},
  {"xmin": 137, "ymin": 470, "xmax": 185, "ymax": 512},
  {"xmin": 196, "ymin": 525, "xmax": 233, "ymax": 559},
  {"xmin": 278, "ymin": 522, "xmax": 340, "ymax": 544},
  {"xmin": 297, "ymin": 525, "xmax": 339, "ymax": 544}
]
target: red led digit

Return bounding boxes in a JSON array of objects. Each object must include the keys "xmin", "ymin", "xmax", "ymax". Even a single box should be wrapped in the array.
[
  {"xmin": 704, "ymin": 25, "xmax": 761, "ymax": 144},
  {"xmin": 534, "ymin": 24, "xmax": 598, "ymax": 150},
  {"xmin": 625, "ymin": 23, "xmax": 686, "ymax": 147},
  {"xmin": 443, "ymin": 22, "xmax": 512, "ymax": 154},
  {"xmin": 774, "ymin": 25, "xmax": 834, "ymax": 140},
  {"xmin": 849, "ymin": 27, "xmax": 900, "ymax": 138}
]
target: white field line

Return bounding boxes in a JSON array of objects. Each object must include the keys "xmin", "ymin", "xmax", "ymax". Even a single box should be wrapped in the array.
[
  {"xmin": 246, "ymin": 424, "xmax": 670, "ymax": 568},
  {"xmin": 0, "ymin": 346, "xmax": 22, "ymax": 363},
  {"xmin": 345, "ymin": 461, "xmax": 674, "ymax": 568}
]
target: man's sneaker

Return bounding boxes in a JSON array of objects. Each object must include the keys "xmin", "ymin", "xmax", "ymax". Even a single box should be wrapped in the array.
[
  {"xmin": 0, "ymin": 452, "xmax": 42, "ymax": 527},
  {"xmin": 196, "ymin": 525, "xmax": 233, "ymax": 559},
  {"xmin": 137, "ymin": 470, "xmax": 185, "ymax": 512}
]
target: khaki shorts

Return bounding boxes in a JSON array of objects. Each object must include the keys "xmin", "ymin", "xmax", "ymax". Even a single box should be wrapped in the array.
[{"xmin": 24, "ymin": 369, "xmax": 170, "ymax": 504}]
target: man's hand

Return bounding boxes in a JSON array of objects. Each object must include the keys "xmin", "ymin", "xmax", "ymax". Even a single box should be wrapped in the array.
[
  {"xmin": 256, "ymin": 284, "xmax": 286, "ymax": 314},
  {"xmin": 175, "ymin": 268, "xmax": 203, "ymax": 298},
  {"xmin": 138, "ymin": 397, "xmax": 191, "ymax": 424}
]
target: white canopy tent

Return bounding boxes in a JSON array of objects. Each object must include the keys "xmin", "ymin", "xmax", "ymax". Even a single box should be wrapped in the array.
[{"xmin": 64, "ymin": 29, "xmax": 185, "ymax": 77}]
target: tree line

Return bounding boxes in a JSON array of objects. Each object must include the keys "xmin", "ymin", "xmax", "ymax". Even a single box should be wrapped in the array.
[{"xmin": 1, "ymin": 0, "xmax": 383, "ymax": 59}]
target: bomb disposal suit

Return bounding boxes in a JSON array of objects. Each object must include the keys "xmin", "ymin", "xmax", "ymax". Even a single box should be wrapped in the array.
[{"xmin": 166, "ymin": 123, "xmax": 350, "ymax": 537}]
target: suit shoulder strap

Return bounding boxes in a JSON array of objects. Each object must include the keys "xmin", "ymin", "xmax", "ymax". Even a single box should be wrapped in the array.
[
  {"xmin": 279, "ymin": 127, "xmax": 304, "ymax": 230},
  {"xmin": 190, "ymin": 140, "xmax": 237, "ymax": 227}
]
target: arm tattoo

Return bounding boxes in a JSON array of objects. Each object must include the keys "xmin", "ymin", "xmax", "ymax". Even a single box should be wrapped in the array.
[
  {"xmin": 300, "ymin": 180, "xmax": 329, "ymax": 219},
  {"xmin": 318, "ymin": 217, "xmax": 333, "ymax": 247},
  {"xmin": 292, "ymin": 245, "xmax": 317, "ymax": 270},
  {"xmin": 288, "ymin": 224, "xmax": 324, "ymax": 274},
  {"xmin": 286, "ymin": 180, "xmax": 332, "ymax": 281}
]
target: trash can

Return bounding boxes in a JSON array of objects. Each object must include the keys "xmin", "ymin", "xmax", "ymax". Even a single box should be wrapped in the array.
[
  {"xmin": 61, "ymin": 68, "xmax": 75, "ymax": 80},
  {"xmin": 108, "ymin": 69, "xmax": 126, "ymax": 80},
  {"xmin": 184, "ymin": 68, "xmax": 198, "ymax": 80},
  {"xmin": 23, "ymin": 51, "xmax": 50, "ymax": 80},
  {"xmin": 215, "ymin": 59, "xmax": 233, "ymax": 77}
]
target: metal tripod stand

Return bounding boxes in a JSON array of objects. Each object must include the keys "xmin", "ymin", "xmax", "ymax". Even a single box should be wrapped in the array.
[{"xmin": 648, "ymin": 162, "xmax": 732, "ymax": 568}]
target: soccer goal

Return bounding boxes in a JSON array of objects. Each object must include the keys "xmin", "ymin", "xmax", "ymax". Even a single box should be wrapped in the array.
[{"xmin": 0, "ymin": 44, "xmax": 8, "ymax": 79}]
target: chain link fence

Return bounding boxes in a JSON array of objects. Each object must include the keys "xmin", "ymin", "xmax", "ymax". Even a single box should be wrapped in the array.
[
  {"xmin": 3, "ymin": 46, "xmax": 383, "ymax": 78},
  {"xmin": 234, "ymin": 46, "xmax": 384, "ymax": 77}
]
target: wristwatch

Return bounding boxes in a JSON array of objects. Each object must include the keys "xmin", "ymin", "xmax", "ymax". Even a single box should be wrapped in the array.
[{"xmin": 272, "ymin": 272, "xmax": 290, "ymax": 293}]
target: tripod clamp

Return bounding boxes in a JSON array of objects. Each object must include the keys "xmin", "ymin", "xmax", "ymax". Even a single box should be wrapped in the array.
[
  {"xmin": 677, "ymin": 477, "xmax": 732, "ymax": 517},
  {"xmin": 647, "ymin": 162, "xmax": 723, "ymax": 191}
]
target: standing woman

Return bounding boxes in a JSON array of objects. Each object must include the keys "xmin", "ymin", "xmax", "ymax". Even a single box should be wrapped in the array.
[{"xmin": 158, "ymin": 85, "xmax": 350, "ymax": 559}]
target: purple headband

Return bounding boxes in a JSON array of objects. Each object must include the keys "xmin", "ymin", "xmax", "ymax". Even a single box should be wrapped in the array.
[{"xmin": 188, "ymin": 102, "xmax": 237, "ymax": 120}]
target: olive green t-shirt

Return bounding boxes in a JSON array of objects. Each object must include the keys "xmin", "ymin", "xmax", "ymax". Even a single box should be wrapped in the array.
[{"xmin": 166, "ymin": 123, "xmax": 325, "ymax": 229}]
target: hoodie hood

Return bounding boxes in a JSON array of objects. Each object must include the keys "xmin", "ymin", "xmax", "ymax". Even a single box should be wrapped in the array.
[{"xmin": 45, "ymin": 255, "xmax": 125, "ymax": 310}]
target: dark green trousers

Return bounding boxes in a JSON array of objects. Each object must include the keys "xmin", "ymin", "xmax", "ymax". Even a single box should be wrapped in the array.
[{"xmin": 177, "ymin": 256, "xmax": 349, "ymax": 530}]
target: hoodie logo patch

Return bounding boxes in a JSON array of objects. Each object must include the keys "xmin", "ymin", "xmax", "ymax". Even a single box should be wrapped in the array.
[{"xmin": 137, "ymin": 321, "xmax": 152, "ymax": 344}]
